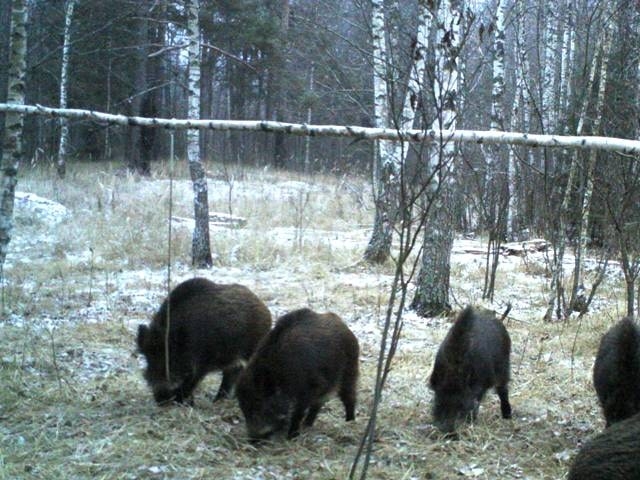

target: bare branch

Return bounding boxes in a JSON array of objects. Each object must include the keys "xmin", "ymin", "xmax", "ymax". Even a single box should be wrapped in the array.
[{"xmin": 201, "ymin": 42, "xmax": 257, "ymax": 72}]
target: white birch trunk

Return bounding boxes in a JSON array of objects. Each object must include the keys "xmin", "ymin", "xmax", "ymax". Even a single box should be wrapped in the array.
[
  {"xmin": 56, "ymin": 0, "xmax": 76, "ymax": 178},
  {"xmin": 370, "ymin": 0, "xmax": 394, "ymax": 170},
  {"xmin": 363, "ymin": 0, "xmax": 395, "ymax": 264},
  {"xmin": 490, "ymin": 0, "xmax": 506, "ymax": 133},
  {"xmin": 0, "ymin": 0, "xmax": 28, "ymax": 268},
  {"xmin": 412, "ymin": 0, "xmax": 461, "ymax": 316},
  {"xmin": 364, "ymin": 0, "xmax": 430, "ymax": 264},
  {"xmin": 507, "ymin": 2, "xmax": 524, "ymax": 239},
  {"xmin": 506, "ymin": 106, "xmax": 518, "ymax": 239},
  {"xmin": 186, "ymin": 0, "xmax": 201, "ymax": 167},
  {"xmin": 482, "ymin": 0, "xmax": 507, "ymax": 301},
  {"xmin": 487, "ymin": 0, "xmax": 506, "ymax": 176},
  {"xmin": 558, "ymin": 1, "xmax": 574, "ymax": 132},
  {"xmin": 3, "ymin": 103, "xmax": 640, "ymax": 154},
  {"xmin": 186, "ymin": 0, "xmax": 212, "ymax": 268},
  {"xmin": 303, "ymin": 61, "xmax": 314, "ymax": 173}
]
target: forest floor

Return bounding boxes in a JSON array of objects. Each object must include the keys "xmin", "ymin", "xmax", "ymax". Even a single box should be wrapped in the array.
[{"xmin": 0, "ymin": 162, "xmax": 629, "ymax": 479}]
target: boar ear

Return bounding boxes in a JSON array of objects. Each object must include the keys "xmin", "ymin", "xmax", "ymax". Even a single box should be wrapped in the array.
[{"xmin": 136, "ymin": 325, "xmax": 148, "ymax": 352}]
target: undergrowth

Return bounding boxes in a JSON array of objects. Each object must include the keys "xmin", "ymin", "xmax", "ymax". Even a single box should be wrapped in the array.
[{"xmin": 0, "ymin": 160, "xmax": 632, "ymax": 479}]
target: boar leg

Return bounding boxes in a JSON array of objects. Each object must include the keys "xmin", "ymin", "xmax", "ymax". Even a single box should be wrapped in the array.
[
  {"xmin": 304, "ymin": 402, "xmax": 323, "ymax": 427},
  {"xmin": 496, "ymin": 385, "xmax": 512, "ymax": 419},
  {"xmin": 174, "ymin": 388, "xmax": 194, "ymax": 406},
  {"xmin": 288, "ymin": 398, "xmax": 312, "ymax": 439},
  {"xmin": 471, "ymin": 399, "xmax": 480, "ymax": 421},
  {"xmin": 174, "ymin": 373, "xmax": 203, "ymax": 406},
  {"xmin": 215, "ymin": 364, "xmax": 244, "ymax": 401},
  {"xmin": 339, "ymin": 389, "xmax": 356, "ymax": 421}
]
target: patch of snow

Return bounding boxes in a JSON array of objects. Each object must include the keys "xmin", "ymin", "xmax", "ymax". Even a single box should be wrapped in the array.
[{"xmin": 14, "ymin": 191, "xmax": 70, "ymax": 225}]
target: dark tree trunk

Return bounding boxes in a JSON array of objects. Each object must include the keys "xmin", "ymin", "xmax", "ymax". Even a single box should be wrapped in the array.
[
  {"xmin": 139, "ymin": 95, "xmax": 156, "ymax": 175},
  {"xmin": 363, "ymin": 152, "xmax": 395, "ymax": 264},
  {"xmin": 141, "ymin": 0, "xmax": 167, "ymax": 167},
  {"xmin": 270, "ymin": 0, "xmax": 289, "ymax": 169},
  {"xmin": 126, "ymin": 4, "xmax": 150, "ymax": 175},
  {"xmin": 411, "ymin": 192, "xmax": 454, "ymax": 317},
  {"xmin": 626, "ymin": 279, "xmax": 635, "ymax": 317}
]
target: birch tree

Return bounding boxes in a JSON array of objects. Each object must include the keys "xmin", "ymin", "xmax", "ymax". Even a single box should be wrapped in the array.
[
  {"xmin": 558, "ymin": 1, "xmax": 575, "ymax": 132},
  {"xmin": 7, "ymin": 103, "xmax": 640, "ymax": 153},
  {"xmin": 0, "ymin": 0, "xmax": 28, "ymax": 269},
  {"xmin": 544, "ymin": 2, "xmax": 611, "ymax": 321},
  {"xmin": 186, "ymin": 0, "xmax": 213, "ymax": 268},
  {"xmin": 411, "ymin": 0, "xmax": 462, "ymax": 317},
  {"xmin": 56, "ymin": 0, "xmax": 76, "ymax": 179},
  {"xmin": 481, "ymin": 0, "xmax": 507, "ymax": 301},
  {"xmin": 363, "ymin": 0, "xmax": 396, "ymax": 264},
  {"xmin": 506, "ymin": 0, "xmax": 530, "ymax": 239},
  {"xmin": 568, "ymin": 7, "xmax": 614, "ymax": 314},
  {"xmin": 364, "ymin": 0, "xmax": 431, "ymax": 264},
  {"xmin": 303, "ymin": 61, "xmax": 314, "ymax": 173}
]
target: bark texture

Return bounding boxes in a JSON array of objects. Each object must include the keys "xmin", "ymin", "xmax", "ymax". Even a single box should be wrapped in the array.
[
  {"xmin": 56, "ymin": 0, "xmax": 76, "ymax": 178},
  {"xmin": 411, "ymin": 0, "xmax": 461, "ymax": 317},
  {"xmin": 363, "ymin": 0, "xmax": 395, "ymax": 264},
  {"xmin": 1, "ymin": 104, "xmax": 640, "ymax": 154},
  {"xmin": 0, "ymin": 0, "xmax": 28, "ymax": 268},
  {"xmin": 186, "ymin": 0, "xmax": 212, "ymax": 268}
]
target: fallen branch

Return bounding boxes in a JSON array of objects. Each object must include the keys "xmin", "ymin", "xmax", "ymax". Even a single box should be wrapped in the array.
[{"xmin": 2, "ymin": 103, "xmax": 640, "ymax": 154}]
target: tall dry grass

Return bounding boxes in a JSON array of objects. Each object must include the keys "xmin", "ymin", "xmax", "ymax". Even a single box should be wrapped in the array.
[{"xmin": 0, "ymin": 160, "xmax": 631, "ymax": 479}]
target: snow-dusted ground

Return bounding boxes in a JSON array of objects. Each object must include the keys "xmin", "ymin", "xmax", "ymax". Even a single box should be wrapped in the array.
[
  {"xmin": 4, "ymin": 182, "xmax": 626, "ymax": 374},
  {"xmin": 5, "ymin": 180, "xmax": 626, "ymax": 334},
  {"xmin": 1, "ymin": 176, "xmax": 632, "ymax": 479}
]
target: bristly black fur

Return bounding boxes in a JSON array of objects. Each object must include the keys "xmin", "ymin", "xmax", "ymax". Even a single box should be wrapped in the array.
[
  {"xmin": 568, "ymin": 412, "xmax": 640, "ymax": 479},
  {"xmin": 593, "ymin": 317, "xmax": 640, "ymax": 426},
  {"xmin": 237, "ymin": 308, "xmax": 359, "ymax": 441}
]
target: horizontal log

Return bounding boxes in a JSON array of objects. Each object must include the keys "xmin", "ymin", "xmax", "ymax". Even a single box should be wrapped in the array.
[{"xmin": 2, "ymin": 103, "xmax": 640, "ymax": 154}]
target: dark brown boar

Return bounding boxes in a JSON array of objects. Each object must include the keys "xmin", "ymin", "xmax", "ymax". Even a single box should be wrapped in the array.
[
  {"xmin": 429, "ymin": 306, "xmax": 512, "ymax": 435},
  {"xmin": 593, "ymin": 316, "xmax": 640, "ymax": 427},
  {"xmin": 136, "ymin": 277, "xmax": 271, "ymax": 405},
  {"xmin": 568, "ymin": 412, "xmax": 640, "ymax": 480},
  {"xmin": 235, "ymin": 308, "xmax": 359, "ymax": 441}
]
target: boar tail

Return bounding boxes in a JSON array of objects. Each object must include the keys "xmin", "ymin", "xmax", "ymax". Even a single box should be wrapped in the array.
[{"xmin": 499, "ymin": 303, "xmax": 512, "ymax": 323}]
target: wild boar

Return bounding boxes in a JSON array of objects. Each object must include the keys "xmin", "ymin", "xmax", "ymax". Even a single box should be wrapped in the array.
[
  {"xmin": 137, "ymin": 277, "xmax": 271, "ymax": 405},
  {"xmin": 568, "ymin": 412, "xmax": 640, "ymax": 479},
  {"xmin": 429, "ymin": 306, "xmax": 512, "ymax": 434},
  {"xmin": 593, "ymin": 316, "xmax": 640, "ymax": 426},
  {"xmin": 236, "ymin": 308, "xmax": 359, "ymax": 440}
]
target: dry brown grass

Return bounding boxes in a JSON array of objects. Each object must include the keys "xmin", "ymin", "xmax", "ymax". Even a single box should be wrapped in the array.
[{"xmin": 0, "ymin": 161, "xmax": 631, "ymax": 479}]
